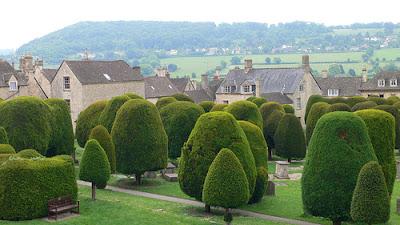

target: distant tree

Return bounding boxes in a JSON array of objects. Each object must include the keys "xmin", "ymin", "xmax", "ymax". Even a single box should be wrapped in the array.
[
  {"xmin": 366, "ymin": 48, "xmax": 374, "ymax": 57},
  {"xmin": 273, "ymin": 57, "xmax": 282, "ymax": 64},
  {"xmin": 384, "ymin": 22, "xmax": 395, "ymax": 35},
  {"xmin": 264, "ymin": 57, "xmax": 271, "ymax": 64},
  {"xmin": 140, "ymin": 64, "xmax": 153, "ymax": 76},
  {"xmin": 383, "ymin": 62, "xmax": 399, "ymax": 72},
  {"xmin": 191, "ymin": 72, "xmax": 197, "ymax": 79},
  {"xmin": 328, "ymin": 64, "xmax": 345, "ymax": 76},
  {"xmin": 230, "ymin": 56, "xmax": 241, "ymax": 65},
  {"xmin": 168, "ymin": 64, "xmax": 178, "ymax": 72},
  {"xmin": 220, "ymin": 60, "xmax": 227, "ymax": 69},
  {"xmin": 362, "ymin": 54, "xmax": 369, "ymax": 63},
  {"xmin": 348, "ymin": 69, "xmax": 356, "ymax": 76}
]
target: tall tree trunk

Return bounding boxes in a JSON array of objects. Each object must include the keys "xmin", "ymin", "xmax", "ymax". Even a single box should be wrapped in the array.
[
  {"xmin": 135, "ymin": 174, "xmax": 142, "ymax": 185},
  {"xmin": 205, "ymin": 204, "xmax": 211, "ymax": 213},
  {"xmin": 268, "ymin": 149, "xmax": 273, "ymax": 160},
  {"xmin": 224, "ymin": 208, "xmax": 232, "ymax": 225},
  {"xmin": 332, "ymin": 220, "xmax": 341, "ymax": 225},
  {"xmin": 288, "ymin": 157, "xmax": 291, "ymax": 163},
  {"xmin": 91, "ymin": 182, "xmax": 96, "ymax": 200}
]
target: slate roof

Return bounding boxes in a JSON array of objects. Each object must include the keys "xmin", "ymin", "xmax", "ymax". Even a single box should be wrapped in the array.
[
  {"xmin": 316, "ymin": 77, "xmax": 362, "ymax": 96},
  {"xmin": 0, "ymin": 60, "xmax": 15, "ymax": 75},
  {"xmin": 169, "ymin": 77, "xmax": 190, "ymax": 92},
  {"xmin": 360, "ymin": 71, "xmax": 400, "ymax": 91},
  {"xmin": 261, "ymin": 92, "xmax": 293, "ymax": 104},
  {"xmin": 64, "ymin": 60, "xmax": 143, "ymax": 85},
  {"xmin": 0, "ymin": 72, "xmax": 28, "ymax": 87},
  {"xmin": 185, "ymin": 89, "xmax": 213, "ymax": 103},
  {"xmin": 42, "ymin": 69, "xmax": 57, "ymax": 82},
  {"xmin": 145, "ymin": 76, "xmax": 180, "ymax": 98}
]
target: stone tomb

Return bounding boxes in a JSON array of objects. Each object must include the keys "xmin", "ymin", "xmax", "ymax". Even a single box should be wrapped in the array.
[{"xmin": 274, "ymin": 161, "xmax": 290, "ymax": 179}]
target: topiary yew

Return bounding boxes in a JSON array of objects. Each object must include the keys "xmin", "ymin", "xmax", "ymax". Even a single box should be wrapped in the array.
[
  {"xmin": 16, "ymin": 149, "xmax": 43, "ymax": 159},
  {"xmin": 124, "ymin": 92, "xmax": 144, "ymax": 99},
  {"xmin": 328, "ymin": 97, "xmax": 347, "ymax": 104},
  {"xmin": 305, "ymin": 95, "xmax": 327, "ymax": 123},
  {"xmin": 171, "ymin": 93, "xmax": 194, "ymax": 102},
  {"xmin": 249, "ymin": 167, "xmax": 268, "ymax": 204},
  {"xmin": 0, "ymin": 127, "xmax": 8, "ymax": 144},
  {"xmin": 302, "ymin": 112, "xmax": 378, "ymax": 225},
  {"xmin": 156, "ymin": 97, "xmax": 177, "ymax": 110},
  {"xmin": 224, "ymin": 100, "xmax": 263, "ymax": 130},
  {"xmin": 327, "ymin": 103, "xmax": 351, "ymax": 112},
  {"xmin": 199, "ymin": 101, "xmax": 215, "ymax": 113},
  {"xmin": 351, "ymin": 101, "xmax": 377, "ymax": 112},
  {"xmin": 98, "ymin": 95, "xmax": 131, "ymax": 132},
  {"xmin": 283, "ymin": 104, "xmax": 295, "ymax": 113},
  {"xmin": 386, "ymin": 96, "xmax": 400, "ymax": 105},
  {"xmin": 210, "ymin": 103, "xmax": 228, "ymax": 112},
  {"xmin": 251, "ymin": 97, "xmax": 267, "ymax": 107},
  {"xmin": 374, "ymin": 104, "xmax": 400, "ymax": 149},
  {"xmin": 345, "ymin": 96, "xmax": 367, "ymax": 107},
  {"xmin": 367, "ymin": 96, "xmax": 388, "ymax": 105},
  {"xmin": 0, "ymin": 144, "xmax": 15, "ymax": 154},
  {"xmin": 89, "ymin": 125, "xmax": 116, "ymax": 173},
  {"xmin": 393, "ymin": 101, "xmax": 400, "ymax": 109},
  {"xmin": 259, "ymin": 102, "xmax": 285, "ymax": 155},
  {"xmin": 306, "ymin": 102, "xmax": 330, "ymax": 144},
  {"xmin": 246, "ymin": 96, "xmax": 257, "ymax": 102}
]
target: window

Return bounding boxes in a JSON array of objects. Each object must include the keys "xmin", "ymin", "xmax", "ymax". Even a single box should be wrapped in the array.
[
  {"xmin": 243, "ymin": 85, "xmax": 250, "ymax": 93},
  {"xmin": 251, "ymin": 85, "xmax": 256, "ymax": 93},
  {"xmin": 299, "ymin": 84, "xmax": 304, "ymax": 91},
  {"xmin": 390, "ymin": 79, "xmax": 397, "ymax": 87},
  {"xmin": 63, "ymin": 77, "xmax": 71, "ymax": 90},
  {"xmin": 223, "ymin": 100, "xmax": 229, "ymax": 104},
  {"xmin": 296, "ymin": 98, "xmax": 301, "ymax": 110},
  {"xmin": 224, "ymin": 86, "xmax": 231, "ymax": 93},
  {"xmin": 379, "ymin": 94, "xmax": 384, "ymax": 98},
  {"xmin": 9, "ymin": 81, "xmax": 17, "ymax": 91},
  {"xmin": 328, "ymin": 89, "xmax": 339, "ymax": 97},
  {"xmin": 378, "ymin": 79, "xmax": 385, "ymax": 87}
]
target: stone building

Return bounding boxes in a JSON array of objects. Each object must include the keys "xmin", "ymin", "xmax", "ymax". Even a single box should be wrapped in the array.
[
  {"xmin": 315, "ymin": 69, "xmax": 363, "ymax": 97},
  {"xmin": 144, "ymin": 68, "xmax": 180, "ymax": 103},
  {"xmin": 359, "ymin": 71, "xmax": 400, "ymax": 98}
]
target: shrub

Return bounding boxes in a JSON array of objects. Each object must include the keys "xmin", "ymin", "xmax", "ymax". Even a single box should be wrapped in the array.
[
  {"xmin": 282, "ymin": 104, "xmax": 295, "ymax": 113},
  {"xmin": 274, "ymin": 114, "xmax": 306, "ymax": 162},
  {"xmin": 249, "ymin": 167, "xmax": 268, "ymax": 204},
  {"xmin": 0, "ymin": 96, "xmax": 51, "ymax": 155},
  {"xmin": 0, "ymin": 127, "xmax": 8, "ymax": 144},
  {"xmin": 210, "ymin": 103, "xmax": 228, "ymax": 112},
  {"xmin": 0, "ymin": 144, "xmax": 15, "ymax": 154},
  {"xmin": 124, "ymin": 92, "xmax": 144, "ymax": 99},
  {"xmin": 355, "ymin": 109, "xmax": 396, "ymax": 194},
  {"xmin": 238, "ymin": 121, "xmax": 268, "ymax": 168},
  {"xmin": 0, "ymin": 154, "xmax": 12, "ymax": 164},
  {"xmin": 15, "ymin": 149, "xmax": 43, "ymax": 159},
  {"xmin": 386, "ymin": 96, "xmax": 400, "ymax": 105},
  {"xmin": 160, "ymin": 101, "xmax": 204, "ymax": 159},
  {"xmin": 251, "ymin": 97, "xmax": 267, "ymax": 107},
  {"xmin": 156, "ymin": 96, "xmax": 177, "ymax": 110},
  {"xmin": 112, "ymin": 99, "xmax": 168, "ymax": 184},
  {"xmin": 374, "ymin": 105, "xmax": 400, "ymax": 149},
  {"xmin": 302, "ymin": 112, "xmax": 377, "ymax": 224},
  {"xmin": 76, "ymin": 100, "xmax": 108, "ymax": 147},
  {"xmin": 259, "ymin": 102, "xmax": 285, "ymax": 152},
  {"xmin": 179, "ymin": 112, "xmax": 256, "ymax": 201},
  {"xmin": 0, "ymin": 157, "xmax": 77, "ymax": 220},
  {"xmin": 98, "ymin": 95, "xmax": 131, "ymax": 133},
  {"xmin": 305, "ymin": 102, "xmax": 330, "ymax": 144},
  {"xmin": 367, "ymin": 96, "xmax": 388, "ymax": 105},
  {"xmin": 350, "ymin": 162, "xmax": 390, "ymax": 225},
  {"xmin": 171, "ymin": 93, "xmax": 194, "ymax": 103},
  {"xmin": 327, "ymin": 103, "xmax": 351, "ymax": 112},
  {"xmin": 89, "ymin": 125, "xmax": 116, "ymax": 173},
  {"xmin": 246, "ymin": 96, "xmax": 257, "ymax": 101},
  {"xmin": 351, "ymin": 101, "xmax": 377, "ymax": 111},
  {"xmin": 345, "ymin": 96, "xmax": 367, "ymax": 107},
  {"xmin": 305, "ymin": 95, "xmax": 327, "ymax": 123},
  {"xmin": 199, "ymin": 101, "xmax": 215, "ymax": 113},
  {"xmin": 44, "ymin": 98, "xmax": 74, "ymax": 157},
  {"xmin": 393, "ymin": 101, "xmax": 400, "ymax": 109},
  {"xmin": 224, "ymin": 100, "xmax": 263, "ymax": 130}
]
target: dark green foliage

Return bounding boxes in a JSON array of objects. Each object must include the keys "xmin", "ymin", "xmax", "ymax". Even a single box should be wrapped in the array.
[
  {"xmin": 327, "ymin": 103, "xmax": 352, "ymax": 112},
  {"xmin": 393, "ymin": 101, "xmax": 400, "ymax": 109},
  {"xmin": 0, "ymin": 156, "xmax": 77, "ymax": 220},
  {"xmin": 275, "ymin": 114, "xmax": 306, "ymax": 161},
  {"xmin": 345, "ymin": 96, "xmax": 367, "ymax": 107},
  {"xmin": 238, "ymin": 121, "xmax": 268, "ymax": 168},
  {"xmin": 302, "ymin": 112, "xmax": 378, "ymax": 223},
  {"xmin": 374, "ymin": 105, "xmax": 400, "ymax": 149},
  {"xmin": 249, "ymin": 167, "xmax": 268, "ymax": 204},
  {"xmin": 305, "ymin": 95, "xmax": 327, "ymax": 123},
  {"xmin": 79, "ymin": 139, "xmax": 111, "ymax": 189},
  {"xmin": 0, "ymin": 144, "xmax": 15, "ymax": 154},
  {"xmin": 202, "ymin": 148, "xmax": 249, "ymax": 208},
  {"xmin": 76, "ymin": 100, "xmax": 108, "ymax": 147},
  {"xmin": 306, "ymin": 102, "xmax": 330, "ymax": 144},
  {"xmin": 351, "ymin": 101, "xmax": 378, "ymax": 111},
  {"xmin": 251, "ymin": 97, "xmax": 267, "ymax": 107},
  {"xmin": 198, "ymin": 101, "xmax": 215, "ymax": 113},
  {"xmin": 259, "ymin": 102, "xmax": 285, "ymax": 150},
  {"xmin": 367, "ymin": 96, "xmax": 388, "ymax": 105},
  {"xmin": 112, "ymin": 99, "xmax": 168, "ymax": 177},
  {"xmin": 156, "ymin": 97, "xmax": 177, "ymax": 110},
  {"xmin": 44, "ymin": 98, "xmax": 74, "ymax": 157},
  {"xmin": 0, "ymin": 127, "xmax": 9, "ymax": 144},
  {"xmin": 0, "ymin": 154, "xmax": 12, "ymax": 164},
  {"xmin": 179, "ymin": 112, "xmax": 256, "ymax": 201},
  {"xmin": 386, "ymin": 96, "xmax": 400, "ymax": 105},
  {"xmin": 350, "ymin": 162, "xmax": 390, "ymax": 225},
  {"xmin": 171, "ymin": 93, "xmax": 194, "ymax": 103},
  {"xmin": 160, "ymin": 102, "xmax": 204, "ymax": 159},
  {"xmin": 89, "ymin": 125, "xmax": 116, "ymax": 173},
  {"xmin": 328, "ymin": 97, "xmax": 347, "ymax": 104},
  {"xmin": 98, "ymin": 95, "xmax": 131, "ymax": 132},
  {"xmin": 282, "ymin": 104, "xmax": 295, "ymax": 113},
  {"xmin": 224, "ymin": 100, "xmax": 263, "ymax": 130},
  {"xmin": 0, "ymin": 96, "xmax": 51, "ymax": 155},
  {"xmin": 124, "ymin": 92, "xmax": 144, "ymax": 99},
  {"xmin": 354, "ymin": 109, "xmax": 396, "ymax": 194},
  {"xmin": 210, "ymin": 103, "xmax": 228, "ymax": 112},
  {"xmin": 246, "ymin": 96, "xmax": 257, "ymax": 101},
  {"xmin": 16, "ymin": 149, "xmax": 44, "ymax": 159}
]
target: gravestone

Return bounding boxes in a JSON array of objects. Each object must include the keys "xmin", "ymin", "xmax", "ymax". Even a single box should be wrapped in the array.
[
  {"xmin": 163, "ymin": 173, "xmax": 178, "ymax": 182},
  {"xmin": 274, "ymin": 161, "xmax": 290, "ymax": 179},
  {"xmin": 162, "ymin": 163, "xmax": 176, "ymax": 175},
  {"xmin": 265, "ymin": 181, "xmax": 275, "ymax": 196},
  {"xmin": 397, "ymin": 160, "xmax": 400, "ymax": 179}
]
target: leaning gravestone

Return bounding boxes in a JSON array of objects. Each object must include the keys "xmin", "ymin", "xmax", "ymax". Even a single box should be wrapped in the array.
[
  {"xmin": 274, "ymin": 161, "xmax": 290, "ymax": 179},
  {"xmin": 265, "ymin": 181, "xmax": 275, "ymax": 196},
  {"xmin": 397, "ymin": 160, "xmax": 400, "ymax": 179}
]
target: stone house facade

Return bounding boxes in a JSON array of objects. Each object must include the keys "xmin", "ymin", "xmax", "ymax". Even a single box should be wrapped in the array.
[{"xmin": 359, "ymin": 71, "xmax": 400, "ymax": 98}]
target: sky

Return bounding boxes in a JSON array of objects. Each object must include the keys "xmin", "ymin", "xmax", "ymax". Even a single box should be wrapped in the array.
[{"xmin": 1, "ymin": 0, "xmax": 400, "ymax": 49}]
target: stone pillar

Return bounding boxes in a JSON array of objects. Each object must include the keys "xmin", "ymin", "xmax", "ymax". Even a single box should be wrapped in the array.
[
  {"xmin": 274, "ymin": 161, "xmax": 290, "ymax": 179},
  {"xmin": 265, "ymin": 181, "xmax": 275, "ymax": 196}
]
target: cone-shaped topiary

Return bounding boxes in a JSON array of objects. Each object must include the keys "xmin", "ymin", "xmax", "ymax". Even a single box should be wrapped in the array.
[
  {"xmin": 0, "ymin": 96, "xmax": 51, "ymax": 155},
  {"xmin": 76, "ymin": 100, "xmax": 108, "ymax": 147},
  {"xmin": 45, "ymin": 98, "xmax": 74, "ymax": 157},
  {"xmin": 260, "ymin": 102, "xmax": 285, "ymax": 154},
  {"xmin": 156, "ymin": 97, "xmax": 177, "ymax": 110},
  {"xmin": 302, "ymin": 112, "xmax": 378, "ymax": 224},
  {"xmin": 305, "ymin": 95, "xmax": 327, "ymax": 123},
  {"xmin": 327, "ymin": 103, "xmax": 351, "ymax": 112},
  {"xmin": 16, "ymin": 149, "xmax": 43, "ymax": 159},
  {"xmin": 210, "ymin": 103, "xmax": 228, "ymax": 112},
  {"xmin": 386, "ymin": 95, "xmax": 400, "ymax": 105},
  {"xmin": 355, "ymin": 109, "xmax": 396, "ymax": 194},
  {"xmin": 345, "ymin": 96, "xmax": 367, "ymax": 107},
  {"xmin": 124, "ymin": 92, "xmax": 144, "ymax": 99},
  {"xmin": 112, "ymin": 99, "xmax": 168, "ymax": 184},
  {"xmin": 79, "ymin": 139, "xmax": 111, "ymax": 199},
  {"xmin": 350, "ymin": 161, "xmax": 390, "ymax": 225},
  {"xmin": 283, "ymin": 104, "xmax": 295, "ymax": 113},
  {"xmin": 171, "ymin": 93, "xmax": 194, "ymax": 102},
  {"xmin": 0, "ymin": 144, "xmax": 15, "ymax": 154},
  {"xmin": 98, "ymin": 95, "xmax": 131, "ymax": 133},
  {"xmin": 351, "ymin": 101, "xmax": 377, "ymax": 112},
  {"xmin": 274, "ymin": 114, "xmax": 306, "ymax": 162},
  {"xmin": 367, "ymin": 96, "xmax": 388, "ymax": 105},
  {"xmin": 251, "ymin": 97, "xmax": 267, "ymax": 107},
  {"xmin": 89, "ymin": 125, "xmax": 116, "ymax": 173},
  {"xmin": 224, "ymin": 100, "xmax": 263, "ymax": 130},
  {"xmin": 249, "ymin": 167, "xmax": 268, "ymax": 204},
  {"xmin": 374, "ymin": 104, "xmax": 400, "ymax": 149},
  {"xmin": 199, "ymin": 101, "xmax": 215, "ymax": 113},
  {"xmin": 0, "ymin": 127, "xmax": 8, "ymax": 144},
  {"xmin": 306, "ymin": 102, "xmax": 330, "ymax": 144},
  {"xmin": 179, "ymin": 112, "xmax": 256, "ymax": 201}
]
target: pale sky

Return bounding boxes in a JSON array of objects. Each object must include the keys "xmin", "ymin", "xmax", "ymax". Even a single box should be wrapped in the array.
[{"xmin": 1, "ymin": 0, "xmax": 400, "ymax": 49}]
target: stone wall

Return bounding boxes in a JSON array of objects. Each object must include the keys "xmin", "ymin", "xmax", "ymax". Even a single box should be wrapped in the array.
[{"xmin": 215, "ymin": 93, "xmax": 252, "ymax": 104}]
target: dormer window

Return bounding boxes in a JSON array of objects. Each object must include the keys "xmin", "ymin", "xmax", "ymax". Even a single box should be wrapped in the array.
[
  {"xmin": 390, "ymin": 79, "xmax": 397, "ymax": 87},
  {"xmin": 242, "ymin": 85, "xmax": 250, "ymax": 93},
  {"xmin": 378, "ymin": 79, "xmax": 385, "ymax": 87},
  {"xmin": 9, "ymin": 81, "xmax": 17, "ymax": 91},
  {"xmin": 224, "ymin": 86, "xmax": 231, "ymax": 93},
  {"xmin": 328, "ymin": 89, "xmax": 339, "ymax": 97}
]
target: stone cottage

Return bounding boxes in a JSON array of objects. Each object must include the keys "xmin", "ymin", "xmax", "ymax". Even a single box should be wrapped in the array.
[
  {"xmin": 359, "ymin": 70, "xmax": 400, "ymax": 98},
  {"xmin": 315, "ymin": 69, "xmax": 364, "ymax": 97}
]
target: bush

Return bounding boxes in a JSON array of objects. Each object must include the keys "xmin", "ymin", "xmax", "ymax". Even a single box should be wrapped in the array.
[
  {"xmin": 0, "ymin": 157, "xmax": 77, "ymax": 220},
  {"xmin": 251, "ymin": 97, "xmax": 267, "ymax": 107},
  {"xmin": 124, "ymin": 92, "xmax": 144, "ymax": 99},
  {"xmin": 345, "ymin": 96, "xmax": 367, "ymax": 107},
  {"xmin": 171, "ymin": 93, "xmax": 194, "ymax": 103},
  {"xmin": 98, "ymin": 95, "xmax": 131, "ymax": 133},
  {"xmin": 328, "ymin": 97, "xmax": 347, "ymax": 104},
  {"xmin": 112, "ymin": 99, "xmax": 168, "ymax": 184},
  {"xmin": 386, "ymin": 96, "xmax": 400, "ymax": 105},
  {"xmin": 0, "ymin": 127, "xmax": 8, "ymax": 144},
  {"xmin": 354, "ymin": 109, "xmax": 396, "ymax": 195},
  {"xmin": 210, "ymin": 103, "xmax": 228, "ymax": 112},
  {"xmin": 0, "ymin": 144, "xmax": 15, "ymax": 154},
  {"xmin": 351, "ymin": 101, "xmax": 377, "ymax": 111},
  {"xmin": 224, "ymin": 100, "xmax": 263, "ymax": 130},
  {"xmin": 0, "ymin": 154, "xmax": 12, "ymax": 164},
  {"xmin": 238, "ymin": 121, "xmax": 268, "ymax": 168},
  {"xmin": 44, "ymin": 98, "xmax": 74, "ymax": 157},
  {"xmin": 327, "ymin": 103, "xmax": 351, "ymax": 112},
  {"xmin": 393, "ymin": 101, "xmax": 400, "ymax": 109},
  {"xmin": 305, "ymin": 95, "xmax": 327, "ymax": 123},
  {"xmin": 282, "ymin": 104, "xmax": 295, "ymax": 113},
  {"xmin": 259, "ymin": 102, "xmax": 285, "ymax": 151},
  {"xmin": 15, "ymin": 149, "xmax": 43, "ymax": 159},
  {"xmin": 374, "ymin": 105, "xmax": 400, "ymax": 149},
  {"xmin": 202, "ymin": 148, "xmax": 249, "ymax": 208},
  {"xmin": 350, "ymin": 162, "xmax": 390, "ymax": 225},
  {"xmin": 305, "ymin": 102, "xmax": 330, "ymax": 144},
  {"xmin": 76, "ymin": 100, "xmax": 108, "ymax": 147},
  {"xmin": 160, "ymin": 102, "xmax": 204, "ymax": 159},
  {"xmin": 0, "ymin": 96, "xmax": 51, "ymax": 155},
  {"xmin": 302, "ymin": 112, "xmax": 377, "ymax": 224},
  {"xmin": 156, "ymin": 97, "xmax": 177, "ymax": 110},
  {"xmin": 367, "ymin": 96, "xmax": 388, "ymax": 105},
  {"xmin": 199, "ymin": 101, "xmax": 215, "ymax": 113},
  {"xmin": 246, "ymin": 96, "xmax": 257, "ymax": 102},
  {"xmin": 249, "ymin": 167, "xmax": 268, "ymax": 204},
  {"xmin": 79, "ymin": 139, "xmax": 111, "ymax": 189},
  {"xmin": 274, "ymin": 114, "xmax": 306, "ymax": 161},
  {"xmin": 179, "ymin": 112, "xmax": 256, "ymax": 201},
  {"xmin": 89, "ymin": 125, "xmax": 116, "ymax": 173}
]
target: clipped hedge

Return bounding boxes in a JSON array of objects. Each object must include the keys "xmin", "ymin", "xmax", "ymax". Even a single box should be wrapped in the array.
[
  {"xmin": 327, "ymin": 103, "xmax": 352, "ymax": 112},
  {"xmin": 367, "ymin": 96, "xmax": 388, "ymax": 105},
  {"xmin": 305, "ymin": 102, "xmax": 330, "ymax": 144},
  {"xmin": 251, "ymin": 97, "xmax": 267, "ymax": 107},
  {"xmin": 171, "ymin": 93, "xmax": 194, "ymax": 102},
  {"xmin": 249, "ymin": 167, "xmax": 269, "ymax": 204},
  {"xmin": 15, "ymin": 149, "xmax": 43, "ymax": 159},
  {"xmin": 246, "ymin": 96, "xmax": 257, "ymax": 101},
  {"xmin": 210, "ymin": 103, "xmax": 228, "ymax": 112},
  {"xmin": 160, "ymin": 101, "xmax": 204, "ymax": 159},
  {"xmin": 259, "ymin": 102, "xmax": 285, "ymax": 150},
  {"xmin": 393, "ymin": 101, "xmax": 400, "ymax": 109},
  {"xmin": 156, "ymin": 97, "xmax": 177, "ymax": 110},
  {"xmin": 98, "ymin": 95, "xmax": 131, "ymax": 133},
  {"xmin": 89, "ymin": 125, "xmax": 116, "ymax": 173},
  {"xmin": 224, "ymin": 100, "xmax": 263, "ymax": 130},
  {"xmin": 328, "ymin": 97, "xmax": 347, "ymax": 104},
  {"xmin": 374, "ymin": 104, "xmax": 400, "ymax": 149},
  {"xmin": 0, "ymin": 144, "xmax": 15, "ymax": 154},
  {"xmin": 351, "ymin": 101, "xmax": 377, "ymax": 111},
  {"xmin": 305, "ymin": 95, "xmax": 327, "ymax": 123},
  {"xmin": 386, "ymin": 96, "xmax": 400, "ymax": 105},
  {"xmin": 282, "ymin": 104, "xmax": 295, "ymax": 113},
  {"xmin": 199, "ymin": 101, "xmax": 215, "ymax": 113},
  {"xmin": 345, "ymin": 96, "xmax": 367, "ymax": 107},
  {"xmin": 124, "ymin": 92, "xmax": 144, "ymax": 99},
  {"xmin": 0, "ymin": 126, "xmax": 9, "ymax": 144},
  {"xmin": 238, "ymin": 121, "xmax": 268, "ymax": 168}
]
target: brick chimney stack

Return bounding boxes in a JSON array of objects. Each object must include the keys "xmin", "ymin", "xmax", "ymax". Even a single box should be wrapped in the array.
[
  {"xmin": 201, "ymin": 74, "xmax": 209, "ymax": 90},
  {"xmin": 19, "ymin": 54, "xmax": 34, "ymax": 73},
  {"xmin": 244, "ymin": 59, "xmax": 252, "ymax": 74},
  {"xmin": 302, "ymin": 55, "xmax": 310, "ymax": 73},
  {"xmin": 362, "ymin": 67, "xmax": 368, "ymax": 82}
]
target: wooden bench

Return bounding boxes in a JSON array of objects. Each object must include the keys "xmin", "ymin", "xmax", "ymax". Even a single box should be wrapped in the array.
[{"xmin": 48, "ymin": 196, "xmax": 79, "ymax": 220}]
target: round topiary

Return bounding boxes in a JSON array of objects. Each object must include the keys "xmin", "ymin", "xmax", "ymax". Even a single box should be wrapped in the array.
[
  {"xmin": 0, "ymin": 127, "xmax": 9, "ymax": 144},
  {"xmin": 305, "ymin": 95, "xmax": 327, "ymax": 123},
  {"xmin": 351, "ymin": 101, "xmax": 377, "ymax": 111},
  {"xmin": 179, "ymin": 112, "xmax": 256, "ymax": 201},
  {"xmin": 328, "ymin": 97, "xmax": 347, "ymax": 104},
  {"xmin": 0, "ymin": 144, "xmax": 15, "ymax": 154},
  {"xmin": 0, "ymin": 96, "xmax": 51, "ymax": 155},
  {"xmin": 16, "ymin": 149, "xmax": 44, "ymax": 159},
  {"xmin": 89, "ymin": 125, "xmax": 116, "ymax": 173},
  {"xmin": 199, "ymin": 101, "xmax": 215, "ymax": 113},
  {"xmin": 374, "ymin": 104, "xmax": 400, "ymax": 149},
  {"xmin": 210, "ymin": 103, "xmax": 228, "ymax": 112},
  {"xmin": 44, "ymin": 98, "xmax": 74, "ymax": 157},
  {"xmin": 274, "ymin": 114, "xmax": 306, "ymax": 162},
  {"xmin": 224, "ymin": 100, "xmax": 263, "ymax": 130},
  {"xmin": 350, "ymin": 161, "xmax": 390, "ymax": 225},
  {"xmin": 305, "ymin": 102, "xmax": 330, "ymax": 144},
  {"xmin": 367, "ymin": 96, "xmax": 388, "ymax": 105},
  {"xmin": 345, "ymin": 96, "xmax": 367, "ymax": 107},
  {"xmin": 386, "ymin": 96, "xmax": 400, "ymax": 105},
  {"xmin": 124, "ymin": 92, "xmax": 144, "ymax": 99},
  {"xmin": 393, "ymin": 101, "xmax": 400, "ymax": 109},
  {"xmin": 251, "ymin": 97, "xmax": 267, "ymax": 107},
  {"xmin": 249, "ymin": 167, "xmax": 268, "ymax": 204},
  {"xmin": 282, "ymin": 104, "xmax": 295, "ymax": 113},
  {"xmin": 202, "ymin": 148, "xmax": 249, "ymax": 208},
  {"xmin": 156, "ymin": 97, "xmax": 177, "ymax": 110},
  {"xmin": 76, "ymin": 100, "xmax": 108, "ymax": 147},
  {"xmin": 160, "ymin": 101, "xmax": 204, "ymax": 159},
  {"xmin": 259, "ymin": 102, "xmax": 285, "ymax": 152},
  {"xmin": 302, "ymin": 112, "xmax": 378, "ymax": 224},
  {"xmin": 98, "ymin": 95, "xmax": 131, "ymax": 133},
  {"xmin": 112, "ymin": 99, "xmax": 168, "ymax": 184},
  {"xmin": 246, "ymin": 96, "xmax": 257, "ymax": 102},
  {"xmin": 171, "ymin": 93, "xmax": 194, "ymax": 103},
  {"xmin": 327, "ymin": 103, "xmax": 352, "ymax": 112},
  {"xmin": 238, "ymin": 121, "xmax": 268, "ymax": 168}
]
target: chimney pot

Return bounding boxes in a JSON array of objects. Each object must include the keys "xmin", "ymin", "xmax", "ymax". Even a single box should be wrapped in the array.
[{"xmin": 362, "ymin": 67, "xmax": 368, "ymax": 82}]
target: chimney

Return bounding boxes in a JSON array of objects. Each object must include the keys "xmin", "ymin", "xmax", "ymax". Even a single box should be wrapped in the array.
[
  {"xmin": 321, "ymin": 69, "xmax": 328, "ymax": 78},
  {"xmin": 302, "ymin": 55, "xmax": 310, "ymax": 73},
  {"xmin": 19, "ymin": 54, "xmax": 34, "ymax": 73},
  {"xmin": 11, "ymin": 62, "xmax": 15, "ymax": 69},
  {"xmin": 201, "ymin": 74, "xmax": 209, "ymax": 90},
  {"xmin": 35, "ymin": 58, "xmax": 43, "ymax": 70},
  {"xmin": 244, "ymin": 59, "xmax": 252, "ymax": 74},
  {"xmin": 132, "ymin": 66, "xmax": 141, "ymax": 76},
  {"xmin": 255, "ymin": 79, "xmax": 262, "ymax": 97},
  {"xmin": 156, "ymin": 67, "xmax": 168, "ymax": 77},
  {"xmin": 362, "ymin": 67, "xmax": 368, "ymax": 82},
  {"xmin": 214, "ymin": 68, "xmax": 221, "ymax": 80}
]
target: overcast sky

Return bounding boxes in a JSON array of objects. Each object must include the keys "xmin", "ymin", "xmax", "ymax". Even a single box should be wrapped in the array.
[{"xmin": 1, "ymin": 0, "xmax": 399, "ymax": 49}]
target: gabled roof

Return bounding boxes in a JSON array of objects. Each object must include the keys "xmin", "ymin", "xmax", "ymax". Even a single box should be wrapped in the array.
[
  {"xmin": 169, "ymin": 77, "xmax": 190, "ymax": 92},
  {"xmin": 63, "ymin": 60, "xmax": 143, "ymax": 85},
  {"xmin": 360, "ymin": 71, "xmax": 400, "ymax": 91},
  {"xmin": 42, "ymin": 69, "xmax": 57, "ymax": 82},
  {"xmin": 0, "ymin": 60, "xmax": 15, "ymax": 76},
  {"xmin": 185, "ymin": 89, "xmax": 213, "ymax": 103},
  {"xmin": 145, "ymin": 76, "xmax": 180, "ymax": 98},
  {"xmin": 0, "ymin": 72, "xmax": 28, "ymax": 87},
  {"xmin": 316, "ymin": 76, "xmax": 362, "ymax": 96},
  {"xmin": 261, "ymin": 92, "xmax": 293, "ymax": 104}
]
